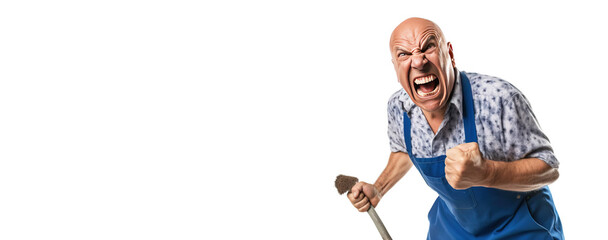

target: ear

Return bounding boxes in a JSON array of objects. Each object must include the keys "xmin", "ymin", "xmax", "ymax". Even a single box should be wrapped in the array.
[{"xmin": 447, "ymin": 42, "xmax": 455, "ymax": 67}]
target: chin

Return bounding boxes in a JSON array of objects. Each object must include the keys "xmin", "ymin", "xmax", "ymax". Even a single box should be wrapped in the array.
[{"xmin": 417, "ymin": 99, "xmax": 445, "ymax": 113}]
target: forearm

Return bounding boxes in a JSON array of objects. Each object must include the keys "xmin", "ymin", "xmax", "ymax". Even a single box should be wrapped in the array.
[
  {"xmin": 483, "ymin": 157, "xmax": 559, "ymax": 192},
  {"xmin": 373, "ymin": 152, "xmax": 414, "ymax": 196}
]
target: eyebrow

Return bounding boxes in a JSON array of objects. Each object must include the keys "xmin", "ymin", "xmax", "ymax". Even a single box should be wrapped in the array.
[
  {"xmin": 394, "ymin": 47, "xmax": 412, "ymax": 54},
  {"xmin": 393, "ymin": 35, "xmax": 438, "ymax": 54},
  {"xmin": 421, "ymin": 35, "xmax": 437, "ymax": 48}
]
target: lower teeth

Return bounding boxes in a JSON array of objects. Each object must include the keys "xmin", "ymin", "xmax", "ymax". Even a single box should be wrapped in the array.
[{"xmin": 417, "ymin": 88, "xmax": 437, "ymax": 97}]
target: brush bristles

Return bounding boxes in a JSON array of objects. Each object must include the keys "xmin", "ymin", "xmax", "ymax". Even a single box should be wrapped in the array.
[{"xmin": 335, "ymin": 174, "xmax": 359, "ymax": 195}]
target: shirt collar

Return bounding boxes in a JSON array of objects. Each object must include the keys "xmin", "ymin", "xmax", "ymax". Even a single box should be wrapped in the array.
[{"xmin": 399, "ymin": 70, "xmax": 463, "ymax": 115}]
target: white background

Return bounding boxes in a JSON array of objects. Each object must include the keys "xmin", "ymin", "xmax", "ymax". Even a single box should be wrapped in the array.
[{"xmin": 1, "ymin": 0, "xmax": 606, "ymax": 239}]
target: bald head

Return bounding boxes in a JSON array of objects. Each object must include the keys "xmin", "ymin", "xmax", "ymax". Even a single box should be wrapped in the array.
[
  {"xmin": 390, "ymin": 17, "xmax": 446, "ymax": 53},
  {"xmin": 389, "ymin": 17, "xmax": 456, "ymax": 115}
]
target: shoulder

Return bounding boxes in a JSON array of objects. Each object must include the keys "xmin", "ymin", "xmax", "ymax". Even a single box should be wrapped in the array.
[
  {"xmin": 464, "ymin": 71, "xmax": 523, "ymax": 100},
  {"xmin": 388, "ymin": 88, "xmax": 406, "ymax": 108},
  {"xmin": 387, "ymin": 88, "xmax": 406, "ymax": 120}
]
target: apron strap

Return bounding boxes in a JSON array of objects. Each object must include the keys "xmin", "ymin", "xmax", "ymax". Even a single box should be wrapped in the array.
[
  {"xmin": 460, "ymin": 72, "xmax": 478, "ymax": 143},
  {"xmin": 403, "ymin": 111, "xmax": 413, "ymax": 154}
]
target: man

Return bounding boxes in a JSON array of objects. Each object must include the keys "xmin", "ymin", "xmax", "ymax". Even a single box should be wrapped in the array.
[{"xmin": 347, "ymin": 17, "xmax": 564, "ymax": 239}]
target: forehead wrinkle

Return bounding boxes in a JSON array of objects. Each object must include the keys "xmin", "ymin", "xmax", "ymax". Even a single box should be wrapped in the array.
[
  {"xmin": 392, "ymin": 27, "xmax": 441, "ymax": 52},
  {"xmin": 393, "ymin": 40, "xmax": 415, "ymax": 53},
  {"xmin": 418, "ymin": 27, "xmax": 441, "ymax": 46},
  {"xmin": 391, "ymin": 36, "xmax": 418, "ymax": 55}
]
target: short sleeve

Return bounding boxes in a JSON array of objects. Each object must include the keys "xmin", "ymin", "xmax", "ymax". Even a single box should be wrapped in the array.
[
  {"xmin": 501, "ymin": 93, "xmax": 559, "ymax": 168},
  {"xmin": 387, "ymin": 92, "xmax": 407, "ymax": 153}
]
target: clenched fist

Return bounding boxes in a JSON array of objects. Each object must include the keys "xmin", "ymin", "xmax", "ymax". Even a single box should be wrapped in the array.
[
  {"xmin": 445, "ymin": 142, "xmax": 492, "ymax": 189},
  {"xmin": 347, "ymin": 181, "xmax": 382, "ymax": 212}
]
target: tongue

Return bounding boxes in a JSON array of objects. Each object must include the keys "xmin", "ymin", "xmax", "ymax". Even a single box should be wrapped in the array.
[{"xmin": 419, "ymin": 79, "xmax": 438, "ymax": 93}]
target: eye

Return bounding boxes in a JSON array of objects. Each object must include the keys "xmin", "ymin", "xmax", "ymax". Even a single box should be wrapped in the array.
[
  {"xmin": 398, "ymin": 52, "xmax": 411, "ymax": 58},
  {"xmin": 423, "ymin": 43, "xmax": 436, "ymax": 52}
]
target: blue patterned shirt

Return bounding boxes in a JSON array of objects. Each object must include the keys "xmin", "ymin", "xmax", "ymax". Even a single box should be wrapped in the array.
[{"xmin": 387, "ymin": 71, "xmax": 559, "ymax": 168}]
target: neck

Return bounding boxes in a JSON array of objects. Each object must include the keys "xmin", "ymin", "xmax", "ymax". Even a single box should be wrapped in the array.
[
  {"xmin": 422, "ymin": 106, "xmax": 448, "ymax": 134},
  {"xmin": 423, "ymin": 73, "xmax": 456, "ymax": 134}
]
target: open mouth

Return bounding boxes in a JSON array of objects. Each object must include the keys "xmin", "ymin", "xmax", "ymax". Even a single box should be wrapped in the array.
[{"xmin": 413, "ymin": 75, "xmax": 439, "ymax": 97}]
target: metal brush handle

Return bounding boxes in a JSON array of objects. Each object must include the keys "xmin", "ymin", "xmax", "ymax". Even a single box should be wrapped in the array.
[{"xmin": 367, "ymin": 206, "xmax": 392, "ymax": 240}]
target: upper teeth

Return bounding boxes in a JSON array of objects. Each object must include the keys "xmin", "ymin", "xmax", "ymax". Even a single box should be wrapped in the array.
[{"xmin": 414, "ymin": 75, "xmax": 435, "ymax": 85}]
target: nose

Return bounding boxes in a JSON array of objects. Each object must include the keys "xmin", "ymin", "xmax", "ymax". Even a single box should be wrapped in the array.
[{"xmin": 410, "ymin": 52, "xmax": 428, "ymax": 70}]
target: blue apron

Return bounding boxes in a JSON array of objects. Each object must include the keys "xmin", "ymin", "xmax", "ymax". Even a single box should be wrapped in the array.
[{"xmin": 403, "ymin": 72, "xmax": 564, "ymax": 239}]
